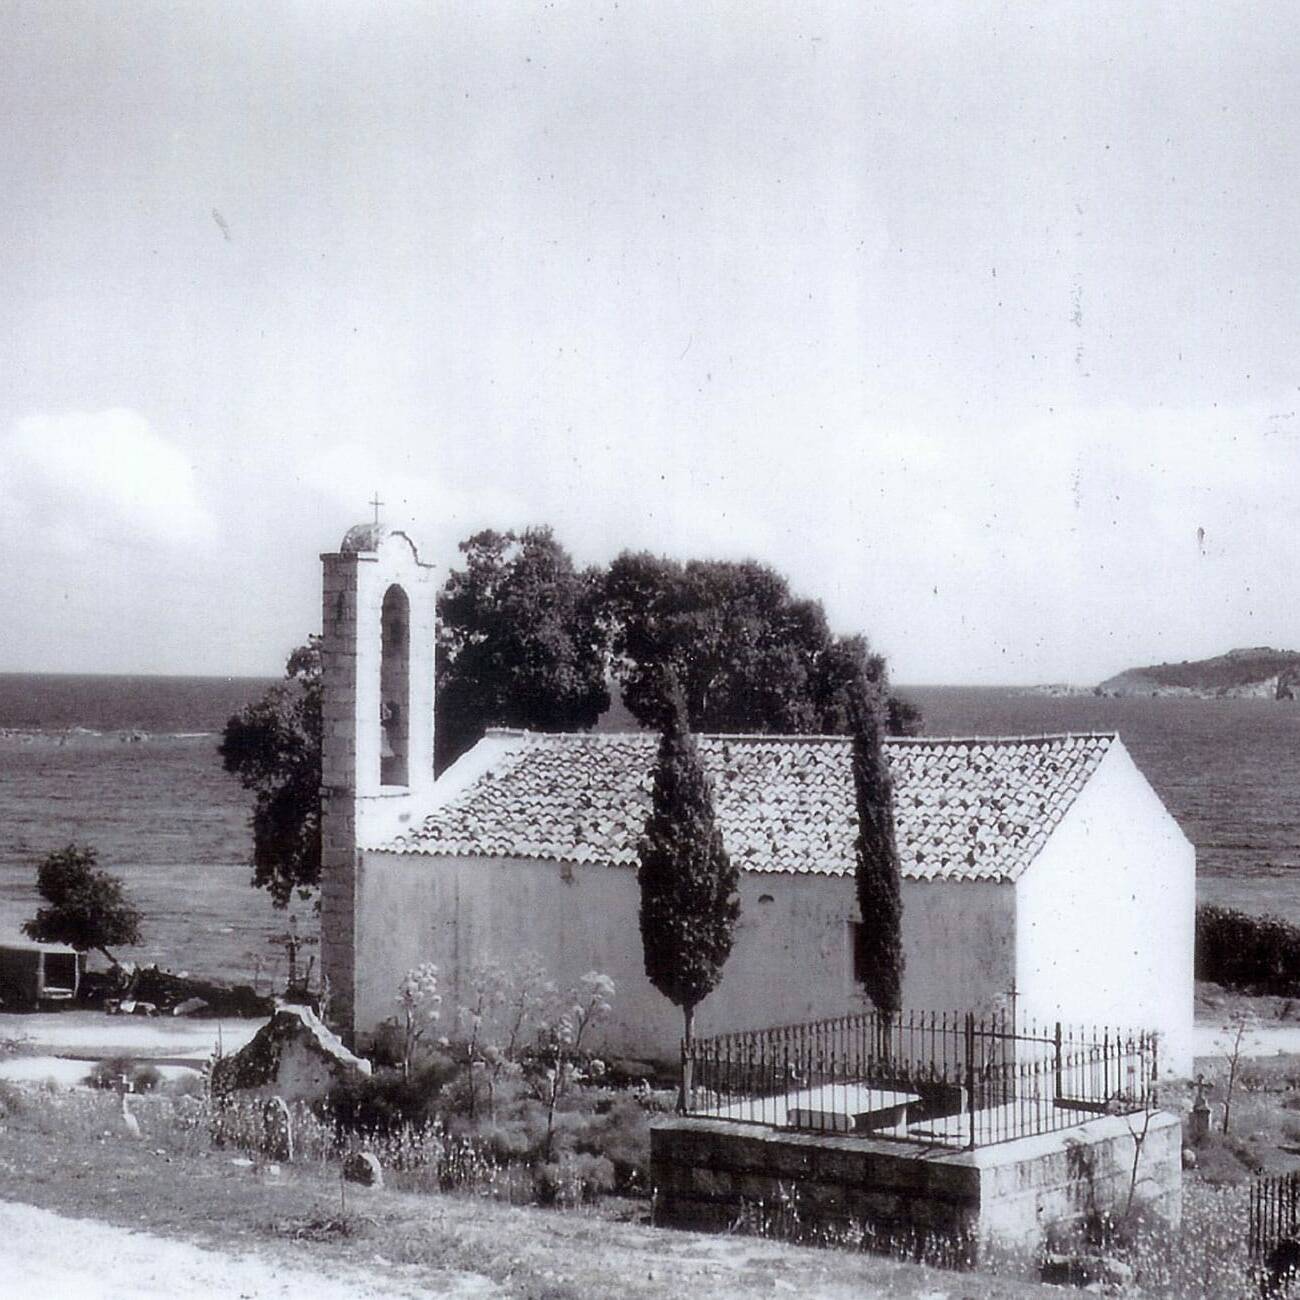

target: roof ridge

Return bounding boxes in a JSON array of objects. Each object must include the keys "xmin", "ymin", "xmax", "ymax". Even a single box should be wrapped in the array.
[
  {"xmin": 883, "ymin": 731, "xmax": 1118, "ymax": 745},
  {"xmin": 483, "ymin": 727, "xmax": 1118, "ymax": 746}
]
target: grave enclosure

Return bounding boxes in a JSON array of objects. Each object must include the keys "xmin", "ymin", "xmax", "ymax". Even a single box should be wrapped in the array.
[
  {"xmin": 651, "ymin": 1112, "xmax": 1183, "ymax": 1259},
  {"xmin": 653, "ymin": 1008, "xmax": 1182, "ymax": 1258}
]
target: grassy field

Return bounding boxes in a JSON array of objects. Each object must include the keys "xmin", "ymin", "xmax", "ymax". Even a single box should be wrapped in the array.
[
  {"xmin": 0, "ymin": 1085, "xmax": 1063, "ymax": 1300},
  {"xmin": 0, "ymin": 1005, "xmax": 1292, "ymax": 1299}
]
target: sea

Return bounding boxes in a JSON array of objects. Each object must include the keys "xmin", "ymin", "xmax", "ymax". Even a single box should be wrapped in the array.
[{"xmin": 0, "ymin": 674, "xmax": 1296, "ymax": 981}]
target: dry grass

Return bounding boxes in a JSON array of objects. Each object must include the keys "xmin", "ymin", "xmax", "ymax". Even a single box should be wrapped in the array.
[
  {"xmin": 0, "ymin": 1085, "xmax": 1070, "ymax": 1300},
  {"xmin": 0, "ymin": 1071, "xmax": 1280, "ymax": 1298}
]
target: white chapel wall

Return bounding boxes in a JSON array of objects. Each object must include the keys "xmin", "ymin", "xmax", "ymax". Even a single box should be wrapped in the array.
[
  {"xmin": 1014, "ymin": 740, "xmax": 1195, "ymax": 1076},
  {"xmin": 353, "ymin": 852, "xmax": 883, "ymax": 1060},
  {"xmin": 353, "ymin": 846, "xmax": 1024, "ymax": 1061},
  {"xmin": 899, "ymin": 877, "xmax": 1017, "ymax": 1018}
]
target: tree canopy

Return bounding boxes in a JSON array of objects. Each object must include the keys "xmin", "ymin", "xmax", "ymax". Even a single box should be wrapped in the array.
[
  {"xmin": 222, "ymin": 526, "xmax": 918, "ymax": 908},
  {"xmin": 218, "ymin": 639, "xmax": 322, "ymax": 907},
  {"xmin": 602, "ymin": 551, "xmax": 921, "ymax": 737},
  {"xmin": 637, "ymin": 676, "xmax": 740, "ymax": 1068},
  {"xmin": 23, "ymin": 844, "xmax": 143, "ymax": 964},
  {"xmin": 851, "ymin": 689, "xmax": 905, "ymax": 1017},
  {"xmin": 436, "ymin": 528, "xmax": 609, "ymax": 771}
]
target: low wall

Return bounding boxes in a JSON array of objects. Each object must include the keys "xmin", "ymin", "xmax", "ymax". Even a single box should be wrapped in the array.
[{"xmin": 651, "ymin": 1111, "xmax": 1182, "ymax": 1257}]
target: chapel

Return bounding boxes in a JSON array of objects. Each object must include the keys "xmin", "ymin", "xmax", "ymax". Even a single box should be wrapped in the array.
[{"xmin": 318, "ymin": 523, "xmax": 1196, "ymax": 1076}]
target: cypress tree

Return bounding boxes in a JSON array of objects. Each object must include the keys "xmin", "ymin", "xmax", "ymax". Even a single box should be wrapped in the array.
[
  {"xmin": 638, "ymin": 675, "xmax": 740, "ymax": 1110},
  {"xmin": 852, "ymin": 688, "xmax": 905, "ymax": 1019}
]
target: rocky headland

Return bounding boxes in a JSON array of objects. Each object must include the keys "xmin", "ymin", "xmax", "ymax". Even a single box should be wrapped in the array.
[{"xmin": 1097, "ymin": 647, "xmax": 1300, "ymax": 699}]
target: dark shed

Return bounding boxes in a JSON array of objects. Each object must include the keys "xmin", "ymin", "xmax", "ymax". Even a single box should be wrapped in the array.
[{"xmin": 0, "ymin": 942, "xmax": 82, "ymax": 1011}]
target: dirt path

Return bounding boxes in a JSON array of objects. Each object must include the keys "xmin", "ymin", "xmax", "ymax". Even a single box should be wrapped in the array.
[
  {"xmin": 1193, "ymin": 1023, "xmax": 1300, "ymax": 1059},
  {"xmin": 0, "ymin": 1010, "xmax": 263, "ymax": 1059},
  {"xmin": 0, "ymin": 1199, "xmax": 500, "ymax": 1300}
]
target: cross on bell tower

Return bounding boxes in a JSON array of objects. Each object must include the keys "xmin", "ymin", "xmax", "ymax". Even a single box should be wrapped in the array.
[{"xmin": 370, "ymin": 492, "xmax": 383, "ymax": 526}]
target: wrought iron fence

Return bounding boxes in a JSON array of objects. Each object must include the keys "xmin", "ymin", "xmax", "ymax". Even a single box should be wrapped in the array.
[
  {"xmin": 1251, "ymin": 1169, "xmax": 1300, "ymax": 1291},
  {"xmin": 682, "ymin": 1008, "xmax": 1158, "ymax": 1150}
]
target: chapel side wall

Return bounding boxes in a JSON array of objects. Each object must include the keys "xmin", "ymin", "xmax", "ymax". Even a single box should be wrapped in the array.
[
  {"xmin": 355, "ymin": 855, "xmax": 877, "ymax": 1060},
  {"xmin": 899, "ymin": 877, "xmax": 1016, "ymax": 1019},
  {"xmin": 1015, "ymin": 741, "xmax": 1196, "ymax": 1076},
  {"xmin": 354, "ymin": 853, "xmax": 1020, "ymax": 1059}
]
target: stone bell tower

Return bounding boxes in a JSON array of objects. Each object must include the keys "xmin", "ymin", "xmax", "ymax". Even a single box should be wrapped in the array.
[{"xmin": 319, "ymin": 518, "xmax": 437, "ymax": 1041}]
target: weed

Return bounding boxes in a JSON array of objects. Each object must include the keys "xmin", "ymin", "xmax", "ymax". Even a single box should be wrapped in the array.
[
  {"xmin": 0, "ymin": 1080, "xmax": 25, "ymax": 1117},
  {"xmin": 271, "ymin": 1212, "xmax": 374, "ymax": 1242}
]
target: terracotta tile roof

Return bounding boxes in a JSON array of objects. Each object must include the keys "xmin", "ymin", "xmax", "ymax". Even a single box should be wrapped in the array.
[{"xmin": 380, "ymin": 731, "xmax": 1117, "ymax": 883}]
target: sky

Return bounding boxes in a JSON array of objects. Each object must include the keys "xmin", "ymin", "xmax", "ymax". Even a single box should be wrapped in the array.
[{"xmin": 2, "ymin": 1, "xmax": 1299, "ymax": 685}]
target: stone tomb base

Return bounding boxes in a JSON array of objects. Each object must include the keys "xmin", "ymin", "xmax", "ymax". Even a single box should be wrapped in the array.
[{"xmin": 651, "ymin": 1111, "xmax": 1181, "ymax": 1258}]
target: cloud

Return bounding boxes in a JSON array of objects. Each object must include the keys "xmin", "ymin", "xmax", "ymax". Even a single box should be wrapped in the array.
[{"xmin": 0, "ymin": 409, "xmax": 215, "ymax": 551}]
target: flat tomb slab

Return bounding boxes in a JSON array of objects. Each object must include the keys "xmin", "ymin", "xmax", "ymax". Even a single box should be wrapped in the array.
[{"xmin": 711, "ymin": 1084, "xmax": 920, "ymax": 1132}]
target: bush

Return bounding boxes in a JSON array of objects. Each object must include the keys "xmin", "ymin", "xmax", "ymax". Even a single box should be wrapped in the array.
[
  {"xmin": 364, "ymin": 1018, "xmax": 408, "ymax": 1071},
  {"xmin": 131, "ymin": 1063, "xmax": 163, "ymax": 1093},
  {"xmin": 533, "ymin": 1152, "xmax": 616, "ymax": 1206},
  {"xmin": 164, "ymin": 1070, "xmax": 207, "ymax": 1099},
  {"xmin": 87, "ymin": 1056, "xmax": 162, "ymax": 1093},
  {"xmin": 323, "ymin": 1055, "xmax": 457, "ymax": 1134},
  {"xmin": 1197, "ymin": 905, "xmax": 1300, "ymax": 995},
  {"xmin": 0, "ymin": 1081, "xmax": 25, "ymax": 1117},
  {"xmin": 570, "ymin": 1093, "xmax": 653, "ymax": 1194}
]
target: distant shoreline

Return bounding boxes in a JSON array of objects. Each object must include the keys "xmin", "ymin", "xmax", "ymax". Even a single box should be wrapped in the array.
[{"xmin": 0, "ymin": 729, "xmax": 218, "ymax": 748}]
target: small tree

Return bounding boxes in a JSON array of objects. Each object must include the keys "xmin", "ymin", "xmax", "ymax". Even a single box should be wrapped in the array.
[
  {"xmin": 851, "ymin": 687, "xmax": 905, "ymax": 1028},
  {"xmin": 23, "ymin": 845, "xmax": 143, "ymax": 965},
  {"xmin": 1217, "ymin": 1010, "xmax": 1255, "ymax": 1135},
  {"xmin": 458, "ymin": 952, "xmax": 554, "ymax": 1120},
  {"xmin": 637, "ymin": 677, "xmax": 740, "ymax": 1110},
  {"xmin": 535, "ymin": 970, "xmax": 615, "ymax": 1160},
  {"xmin": 395, "ymin": 963, "xmax": 442, "ymax": 1081}
]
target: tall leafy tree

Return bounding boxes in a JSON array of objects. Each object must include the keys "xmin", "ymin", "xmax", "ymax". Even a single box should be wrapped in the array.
[
  {"xmin": 24, "ymin": 844, "xmax": 143, "ymax": 964},
  {"xmin": 603, "ymin": 552, "xmax": 922, "ymax": 737},
  {"xmin": 219, "ymin": 639, "xmax": 322, "ymax": 907},
  {"xmin": 223, "ymin": 528, "xmax": 916, "ymax": 909},
  {"xmin": 436, "ymin": 528, "xmax": 609, "ymax": 771},
  {"xmin": 637, "ymin": 676, "xmax": 740, "ymax": 1109},
  {"xmin": 851, "ymin": 685, "xmax": 905, "ymax": 1019}
]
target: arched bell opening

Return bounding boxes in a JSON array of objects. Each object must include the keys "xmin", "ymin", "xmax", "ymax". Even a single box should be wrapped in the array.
[{"xmin": 380, "ymin": 584, "xmax": 410, "ymax": 786}]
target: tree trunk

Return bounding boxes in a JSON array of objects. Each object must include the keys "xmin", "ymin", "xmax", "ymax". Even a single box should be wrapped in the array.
[
  {"xmin": 874, "ymin": 1008, "xmax": 893, "ymax": 1068},
  {"xmin": 678, "ymin": 1004, "xmax": 696, "ymax": 1115}
]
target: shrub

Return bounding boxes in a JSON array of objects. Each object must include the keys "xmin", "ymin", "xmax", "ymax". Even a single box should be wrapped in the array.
[
  {"xmin": 364, "ymin": 1018, "xmax": 407, "ymax": 1071},
  {"xmin": 164, "ymin": 1070, "xmax": 207, "ymax": 1099},
  {"xmin": 0, "ymin": 1081, "xmax": 25, "ymax": 1117},
  {"xmin": 571, "ymin": 1093, "xmax": 652, "ymax": 1193},
  {"xmin": 87, "ymin": 1056, "xmax": 162, "ymax": 1093},
  {"xmin": 533, "ymin": 1152, "xmax": 615, "ymax": 1207},
  {"xmin": 1197, "ymin": 905, "xmax": 1300, "ymax": 995},
  {"xmin": 323, "ymin": 1055, "xmax": 457, "ymax": 1135},
  {"xmin": 131, "ymin": 1063, "xmax": 163, "ymax": 1093}
]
